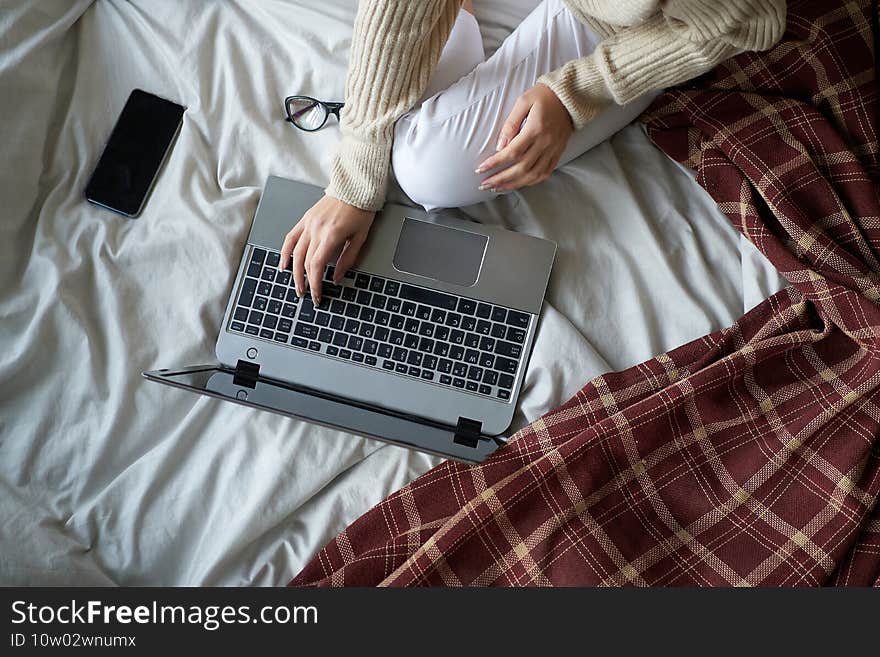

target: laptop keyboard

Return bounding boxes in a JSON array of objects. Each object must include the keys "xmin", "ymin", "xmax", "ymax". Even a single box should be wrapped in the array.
[{"xmin": 228, "ymin": 246, "xmax": 531, "ymax": 402}]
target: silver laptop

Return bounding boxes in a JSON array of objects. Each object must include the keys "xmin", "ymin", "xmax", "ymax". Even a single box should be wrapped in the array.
[{"xmin": 144, "ymin": 176, "xmax": 556, "ymax": 463}]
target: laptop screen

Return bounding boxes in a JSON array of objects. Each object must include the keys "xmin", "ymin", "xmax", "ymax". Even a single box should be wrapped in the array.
[{"xmin": 142, "ymin": 366, "xmax": 502, "ymax": 463}]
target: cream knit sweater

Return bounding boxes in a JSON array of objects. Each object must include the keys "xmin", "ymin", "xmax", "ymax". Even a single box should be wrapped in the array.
[{"xmin": 325, "ymin": 0, "xmax": 786, "ymax": 211}]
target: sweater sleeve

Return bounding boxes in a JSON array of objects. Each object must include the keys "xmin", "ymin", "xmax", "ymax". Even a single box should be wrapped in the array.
[
  {"xmin": 325, "ymin": 0, "xmax": 461, "ymax": 211},
  {"xmin": 538, "ymin": 0, "xmax": 786, "ymax": 130}
]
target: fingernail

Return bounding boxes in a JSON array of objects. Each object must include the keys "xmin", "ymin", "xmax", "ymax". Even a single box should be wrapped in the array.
[
  {"xmin": 475, "ymin": 167, "xmax": 485, "ymax": 174},
  {"xmin": 478, "ymin": 184, "xmax": 489, "ymax": 191}
]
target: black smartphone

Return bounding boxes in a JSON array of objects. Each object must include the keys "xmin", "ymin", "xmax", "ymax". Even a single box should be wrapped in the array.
[{"xmin": 85, "ymin": 89, "xmax": 185, "ymax": 217}]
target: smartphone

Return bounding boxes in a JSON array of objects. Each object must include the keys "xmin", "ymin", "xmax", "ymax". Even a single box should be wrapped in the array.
[{"xmin": 85, "ymin": 89, "xmax": 185, "ymax": 217}]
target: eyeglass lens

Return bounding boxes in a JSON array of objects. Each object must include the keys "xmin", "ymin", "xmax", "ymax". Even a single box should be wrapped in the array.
[{"xmin": 287, "ymin": 98, "xmax": 328, "ymax": 130}]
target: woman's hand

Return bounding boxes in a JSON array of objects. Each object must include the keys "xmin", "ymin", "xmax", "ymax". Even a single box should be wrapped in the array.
[
  {"xmin": 476, "ymin": 83, "xmax": 573, "ymax": 192},
  {"xmin": 279, "ymin": 195, "xmax": 375, "ymax": 304}
]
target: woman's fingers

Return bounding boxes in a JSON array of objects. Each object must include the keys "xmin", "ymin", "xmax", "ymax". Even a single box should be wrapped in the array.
[
  {"xmin": 475, "ymin": 83, "xmax": 574, "ymax": 192},
  {"xmin": 476, "ymin": 131, "xmax": 532, "ymax": 175},
  {"xmin": 303, "ymin": 237, "xmax": 322, "ymax": 303},
  {"xmin": 532, "ymin": 153, "xmax": 556, "ymax": 183},
  {"xmin": 279, "ymin": 222, "xmax": 304, "ymax": 272},
  {"xmin": 334, "ymin": 229, "xmax": 369, "ymax": 282},
  {"xmin": 496, "ymin": 96, "xmax": 531, "ymax": 151},
  {"xmin": 479, "ymin": 147, "xmax": 541, "ymax": 191},
  {"xmin": 291, "ymin": 233, "xmax": 309, "ymax": 297},
  {"xmin": 476, "ymin": 94, "xmax": 532, "ymax": 173},
  {"xmin": 279, "ymin": 196, "xmax": 376, "ymax": 301},
  {"xmin": 307, "ymin": 239, "xmax": 338, "ymax": 304}
]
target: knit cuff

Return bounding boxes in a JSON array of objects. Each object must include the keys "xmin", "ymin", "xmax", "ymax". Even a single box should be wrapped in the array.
[
  {"xmin": 324, "ymin": 135, "xmax": 392, "ymax": 212},
  {"xmin": 537, "ymin": 55, "xmax": 615, "ymax": 130}
]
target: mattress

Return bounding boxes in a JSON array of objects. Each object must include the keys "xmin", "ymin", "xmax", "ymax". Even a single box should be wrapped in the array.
[{"xmin": 0, "ymin": 0, "xmax": 787, "ymax": 585}]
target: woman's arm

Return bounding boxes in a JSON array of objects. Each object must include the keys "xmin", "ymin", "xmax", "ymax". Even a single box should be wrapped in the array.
[
  {"xmin": 281, "ymin": 0, "xmax": 461, "ymax": 304},
  {"xmin": 536, "ymin": 0, "xmax": 787, "ymax": 130},
  {"xmin": 326, "ymin": 0, "xmax": 462, "ymax": 211},
  {"xmin": 476, "ymin": 0, "xmax": 785, "ymax": 191}
]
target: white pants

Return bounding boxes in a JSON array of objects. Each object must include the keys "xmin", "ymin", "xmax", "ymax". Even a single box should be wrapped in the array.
[{"xmin": 391, "ymin": 0, "xmax": 660, "ymax": 211}]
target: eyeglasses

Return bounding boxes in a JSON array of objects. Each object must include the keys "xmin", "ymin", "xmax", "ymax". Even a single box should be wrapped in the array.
[{"xmin": 284, "ymin": 95, "xmax": 344, "ymax": 131}]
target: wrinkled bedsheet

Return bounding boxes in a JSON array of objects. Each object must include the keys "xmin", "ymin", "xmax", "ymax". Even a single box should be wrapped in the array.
[{"xmin": 0, "ymin": 0, "xmax": 787, "ymax": 585}]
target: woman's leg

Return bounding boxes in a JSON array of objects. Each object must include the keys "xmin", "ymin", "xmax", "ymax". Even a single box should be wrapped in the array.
[
  {"xmin": 418, "ymin": 5, "xmax": 485, "ymax": 104},
  {"xmin": 392, "ymin": 0, "xmax": 659, "ymax": 211}
]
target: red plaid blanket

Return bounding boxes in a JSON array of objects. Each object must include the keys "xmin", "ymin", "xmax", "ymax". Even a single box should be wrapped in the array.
[{"xmin": 292, "ymin": 0, "xmax": 880, "ymax": 586}]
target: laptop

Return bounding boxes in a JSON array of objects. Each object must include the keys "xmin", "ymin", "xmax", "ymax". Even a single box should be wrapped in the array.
[{"xmin": 144, "ymin": 176, "xmax": 556, "ymax": 463}]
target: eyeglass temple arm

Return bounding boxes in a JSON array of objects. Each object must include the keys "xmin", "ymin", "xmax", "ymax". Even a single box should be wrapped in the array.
[
  {"xmin": 289, "ymin": 106, "xmax": 311, "ymax": 120},
  {"xmin": 285, "ymin": 100, "xmax": 345, "ymax": 121},
  {"xmin": 288, "ymin": 108, "xmax": 324, "ymax": 122}
]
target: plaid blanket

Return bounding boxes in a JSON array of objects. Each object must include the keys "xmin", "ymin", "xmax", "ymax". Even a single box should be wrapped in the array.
[{"xmin": 291, "ymin": 0, "xmax": 880, "ymax": 586}]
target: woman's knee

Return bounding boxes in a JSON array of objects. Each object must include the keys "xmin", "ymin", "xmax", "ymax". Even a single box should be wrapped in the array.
[{"xmin": 391, "ymin": 122, "xmax": 495, "ymax": 210}]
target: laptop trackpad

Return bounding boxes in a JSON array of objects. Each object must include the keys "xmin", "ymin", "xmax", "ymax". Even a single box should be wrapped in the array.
[{"xmin": 392, "ymin": 217, "xmax": 487, "ymax": 287}]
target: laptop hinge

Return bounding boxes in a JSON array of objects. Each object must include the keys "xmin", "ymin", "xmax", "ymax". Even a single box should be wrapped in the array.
[
  {"xmin": 453, "ymin": 417, "xmax": 482, "ymax": 449},
  {"xmin": 233, "ymin": 359, "xmax": 260, "ymax": 389}
]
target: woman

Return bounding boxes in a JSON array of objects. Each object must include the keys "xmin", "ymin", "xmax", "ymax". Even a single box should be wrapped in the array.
[{"xmin": 280, "ymin": 0, "xmax": 786, "ymax": 304}]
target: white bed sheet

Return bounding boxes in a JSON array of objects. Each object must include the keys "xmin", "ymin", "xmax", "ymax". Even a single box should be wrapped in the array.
[{"xmin": 0, "ymin": 0, "xmax": 787, "ymax": 585}]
